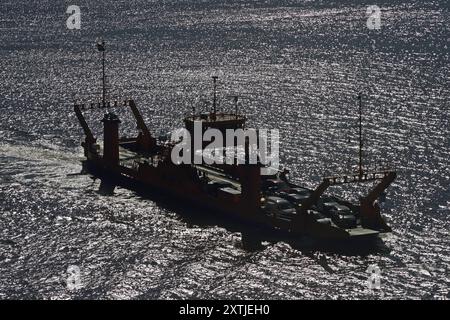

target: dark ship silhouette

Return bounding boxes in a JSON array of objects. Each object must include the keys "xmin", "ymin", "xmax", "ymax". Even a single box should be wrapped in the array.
[{"xmin": 74, "ymin": 41, "xmax": 396, "ymax": 245}]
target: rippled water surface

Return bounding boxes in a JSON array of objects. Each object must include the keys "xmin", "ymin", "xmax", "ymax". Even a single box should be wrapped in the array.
[{"xmin": 0, "ymin": 0, "xmax": 449, "ymax": 299}]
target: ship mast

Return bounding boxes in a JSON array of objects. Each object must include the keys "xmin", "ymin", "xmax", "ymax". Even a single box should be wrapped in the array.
[
  {"xmin": 212, "ymin": 76, "xmax": 218, "ymax": 115},
  {"xmin": 234, "ymin": 95, "xmax": 239, "ymax": 120},
  {"xmin": 97, "ymin": 39, "xmax": 106, "ymax": 107},
  {"xmin": 358, "ymin": 91, "xmax": 363, "ymax": 178}
]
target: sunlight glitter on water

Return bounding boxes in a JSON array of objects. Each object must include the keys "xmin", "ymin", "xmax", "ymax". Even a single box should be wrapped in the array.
[{"xmin": 0, "ymin": 0, "xmax": 448, "ymax": 299}]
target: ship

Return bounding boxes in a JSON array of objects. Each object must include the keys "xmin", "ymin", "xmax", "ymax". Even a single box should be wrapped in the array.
[{"xmin": 74, "ymin": 41, "xmax": 397, "ymax": 246}]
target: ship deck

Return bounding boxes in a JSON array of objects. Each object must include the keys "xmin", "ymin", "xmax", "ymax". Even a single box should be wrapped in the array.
[{"xmin": 100, "ymin": 143, "xmax": 243, "ymax": 191}]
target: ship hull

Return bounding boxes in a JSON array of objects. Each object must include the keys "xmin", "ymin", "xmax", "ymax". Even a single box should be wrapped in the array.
[{"xmin": 82, "ymin": 159, "xmax": 382, "ymax": 246}]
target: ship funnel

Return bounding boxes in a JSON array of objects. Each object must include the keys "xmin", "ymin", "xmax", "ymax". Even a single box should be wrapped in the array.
[
  {"xmin": 101, "ymin": 112, "xmax": 121, "ymax": 166},
  {"xmin": 239, "ymin": 163, "xmax": 261, "ymax": 215}
]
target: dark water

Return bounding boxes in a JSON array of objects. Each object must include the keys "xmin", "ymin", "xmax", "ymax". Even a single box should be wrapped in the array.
[{"xmin": 0, "ymin": 0, "xmax": 449, "ymax": 299}]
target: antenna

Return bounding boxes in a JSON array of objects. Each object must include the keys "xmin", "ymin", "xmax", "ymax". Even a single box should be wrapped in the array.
[
  {"xmin": 358, "ymin": 91, "xmax": 363, "ymax": 178},
  {"xmin": 233, "ymin": 95, "xmax": 238, "ymax": 112},
  {"xmin": 212, "ymin": 76, "xmax": 218, "ymax": 115},
  {"xmin": 226, "ymin": 94, "xmax": 252, "ymax": 118},
  {"xmin": 233, "ymin": 95, "xmax": 239, "ymax": 119},
  {"xmin": 96, "ymin": 39, "xmax": 106, "ymax": 107}
]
